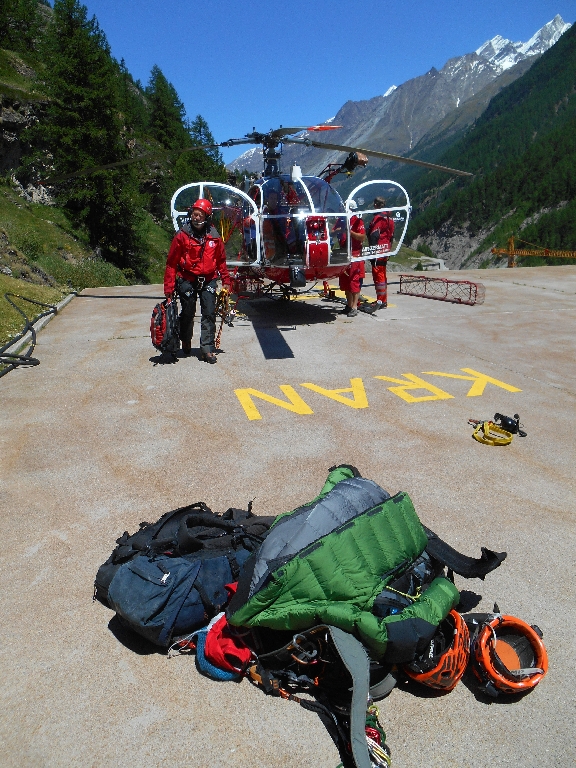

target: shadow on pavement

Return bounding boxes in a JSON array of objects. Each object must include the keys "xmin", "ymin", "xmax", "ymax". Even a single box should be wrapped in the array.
[
  {"xmin": 78, "ymin": 294, "xmax": 164, "ymax": 300},
  {"xmin": 239, "ymin": 298, "xmax": 339, "ymax": 361},
  {"xmin": 107, "ymin": 615, "xmax": 162, "ymax": 656}
]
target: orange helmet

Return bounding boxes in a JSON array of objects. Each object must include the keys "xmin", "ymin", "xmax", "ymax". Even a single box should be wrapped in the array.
[
  {"xmin": 189, "ymin": 198, "xmax": 213, "ymax": 217},
  {"xmin": 403, "ymin": 610, "xmax": 470, "ymax": 692},
  {"xmin": 471, "ymin": 614, "xmax": 548, "ymax": 696}
]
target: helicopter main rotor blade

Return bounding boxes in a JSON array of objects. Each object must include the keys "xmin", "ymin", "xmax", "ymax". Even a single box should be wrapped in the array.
[
  {"xmin": 269, "ymin": 125, "xmax": 343, "ymax": 138},
  {"xmin": 41, "ymin": 143, "xmax": 223, "ymax": 184},
  {"xmin": 285, "ymin": 137, "xmax": 473, "ymax": 177}
]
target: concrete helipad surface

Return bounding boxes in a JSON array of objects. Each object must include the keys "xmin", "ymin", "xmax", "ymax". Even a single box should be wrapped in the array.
[{"xmin": 1, "ymin": 266, "xmax": 575, "ymax": 768}]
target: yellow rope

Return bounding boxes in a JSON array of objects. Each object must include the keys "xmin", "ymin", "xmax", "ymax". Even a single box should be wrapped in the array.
[{"xmin": 472, "ymin": 421, "xmax": 513, "ymax": 446}]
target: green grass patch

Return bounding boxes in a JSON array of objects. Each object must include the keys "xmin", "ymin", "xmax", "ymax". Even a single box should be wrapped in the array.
[
  {"xmin": 0, "ymin": 272, "xmax": 66, "ymax": 348},
  {"xmin": 0, "ymin": 49, "xmax": 45, "ymax": 100},
  {"xmin": 0, "ymin": 186, "xmax": 87, "ymax": 258},
  {"xmin": 35, "ymin": 252, "xmax": 129, "ymax": 289},
  {"xmin": 0, "ymin": 184, "xmax": 131, "ymax": 289}
]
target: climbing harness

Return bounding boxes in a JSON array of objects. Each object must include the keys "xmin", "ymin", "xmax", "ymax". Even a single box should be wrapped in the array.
[
  {"xmin": 468, "ymin": 419, "xmax": 513, "ymax": 446},
  {"xmin": 215, "ymin": 287, "xmax": 236, "ymax": 349},
  {"xmin": 0, "ymin": 293, "xmax": 60, "ymax": 378}
]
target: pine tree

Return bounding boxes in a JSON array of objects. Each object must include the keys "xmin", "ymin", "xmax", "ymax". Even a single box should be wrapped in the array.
[
  {"xmin": 147, "ymin": 65, "xmax": 190, "ymax": 151},
  {"xmin": 24, "ymin": 0, "xmax": 146, "ymax": 274},
  {"xmin": 144, "ymin": 66, "xmax": 225, "ymax": 221},
  {"xmin": 117, "ymin": 58, "xmax": 149, "ymax": 135},
  {"xmin": 0, "ymin": 0, "xmax": 41, "ymax": 54}
]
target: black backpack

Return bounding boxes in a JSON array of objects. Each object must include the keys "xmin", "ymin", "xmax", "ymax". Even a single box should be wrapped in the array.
[
  {"xmin": 95, "ymin": 501, "xmax": 275, "ymax": 648},
  {"xmin": 150, "ymin": 296, "xmax": 180, "ymax": 355}
]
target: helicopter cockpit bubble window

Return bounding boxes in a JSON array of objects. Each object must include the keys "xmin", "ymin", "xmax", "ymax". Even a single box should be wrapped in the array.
[
  {"xmin": 346, "ymin": 180, "xmax": 411, "ymax": 263},
  {"xmin": 260, "ymin": 176, "xmax": 311, "ymax": 264},
  {"xmin": 170, "ymin": 182, "xmax": 260, "ymax": 267},
  {"xmin": 301, "ymin": 176, "xmax": 345, "ymax": 215}
]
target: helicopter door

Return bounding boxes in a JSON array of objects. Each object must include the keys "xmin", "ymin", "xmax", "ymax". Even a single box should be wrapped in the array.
[
  {"xmin": 170, "ymin": 182, "xmax": 261, "ymax": 267},
  {"xmin": 344, "ymin": 181, "xmax": 411, "ymax": 262}
]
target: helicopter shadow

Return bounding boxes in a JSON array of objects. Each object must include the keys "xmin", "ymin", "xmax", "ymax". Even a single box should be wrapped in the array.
[{"xmin": 239, "ymin": 297, "xmax": 339, "ymax": 360}]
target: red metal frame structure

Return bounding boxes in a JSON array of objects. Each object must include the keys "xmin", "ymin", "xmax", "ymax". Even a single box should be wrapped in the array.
[{"xmin": 399, "ymin": 274, "xmax": 485, "ymax": 306}]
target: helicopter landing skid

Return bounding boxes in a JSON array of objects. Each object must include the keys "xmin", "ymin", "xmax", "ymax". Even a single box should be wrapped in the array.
[{"xmin": 232, "ymin": 271, "xmax": 298, "ymax": 301}]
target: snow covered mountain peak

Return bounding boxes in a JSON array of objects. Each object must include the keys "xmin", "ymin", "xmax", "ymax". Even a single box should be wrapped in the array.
[
  {"xmin": 228, "ymin": 15, "xmax": 572, "ymax": 173},
  {"xmin": 475, "ymin": 14, "xmax": 571, "ymax": 74}
]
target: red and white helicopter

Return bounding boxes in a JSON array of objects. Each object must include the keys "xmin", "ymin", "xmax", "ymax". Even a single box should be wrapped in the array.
[{"xmin": 170, "ymin": 125, "xmax": 471, "ymax": 296}]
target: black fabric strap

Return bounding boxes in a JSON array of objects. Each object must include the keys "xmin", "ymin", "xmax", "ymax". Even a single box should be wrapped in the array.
[{"xmin": 423, "ymin": 526, "xmax": 507, "ymax": 580}]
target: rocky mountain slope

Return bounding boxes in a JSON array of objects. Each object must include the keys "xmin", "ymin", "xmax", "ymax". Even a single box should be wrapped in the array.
[
  {"xmin": 229, "ymin": 15, "xmax": 570, "ymax": 176},
  {"xmin": 403, "ymin": 22, "xmax": 576, "ymax": 269}
]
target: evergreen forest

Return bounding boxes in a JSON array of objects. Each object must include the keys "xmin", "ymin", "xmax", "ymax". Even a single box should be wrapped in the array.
[
  {"xmin": 0, "ymin": 0, "xmax": 226, "ymax": 304},
  {"xmin": 390, "ymin": 23, "xmax": 576, "ymax": 267}
]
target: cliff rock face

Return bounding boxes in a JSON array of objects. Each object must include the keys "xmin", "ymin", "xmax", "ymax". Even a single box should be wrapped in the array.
[
  {"xmin": 229, "ymin": 15, "xmax": 571, "ymax": 175},
  {"xmin": 412, "ymin": 225, "xmax": 499, "ymax": 270}
]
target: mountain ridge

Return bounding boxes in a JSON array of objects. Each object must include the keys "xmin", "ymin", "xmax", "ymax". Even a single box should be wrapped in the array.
[{"xmin": 228, "ymin": 15, "xmax": 571, "ymax": 176}]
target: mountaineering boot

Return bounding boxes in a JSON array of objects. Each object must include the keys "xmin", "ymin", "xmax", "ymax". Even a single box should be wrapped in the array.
[{"xmin": 367, "ymin": 301, "xmax": 387, "ymax": 314}]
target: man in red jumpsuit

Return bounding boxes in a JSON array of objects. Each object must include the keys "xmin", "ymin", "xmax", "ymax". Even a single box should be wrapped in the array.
[
  {"xmin": 367, "ymin": 196, "xmax": 395, "ymax": 309},
  {"xmin": 338, "ymin": 200, "xmax": 365, "ymax": 317},
  {"xmin": 164, "ymin": 198, "xmax": 232, "ymax": 364}
]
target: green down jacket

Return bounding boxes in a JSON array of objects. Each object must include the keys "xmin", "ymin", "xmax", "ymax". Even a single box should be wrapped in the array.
[{"xmin": 227, "ymin": 465, "xmax": 460, "ymax": 660}]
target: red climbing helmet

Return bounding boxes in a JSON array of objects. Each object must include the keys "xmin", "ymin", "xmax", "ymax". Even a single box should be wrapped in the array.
[
  {"xmin": 471, "ymin": 614, "xmax": 548, "ymax": 696},
  {"xmin": 188, "ymin": 198, "xmax": 213, "ymax": 217},
  {"xmin": 403, "ymin": 610, "xmax": 470, "ymax": 692}
]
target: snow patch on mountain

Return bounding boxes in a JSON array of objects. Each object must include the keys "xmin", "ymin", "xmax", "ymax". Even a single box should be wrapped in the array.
[{"xmin": 475, "ymin": 14, "xmax": 571, "ymax": 74}]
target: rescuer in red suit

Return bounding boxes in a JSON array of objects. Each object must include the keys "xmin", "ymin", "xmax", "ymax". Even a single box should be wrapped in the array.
[
  {"xmin": 164, "ymin": 198, "xmax": 232, "ymax": 363},
  {"xmin": 367, "ymin": 196, "xmax": 395, "ymax": 308},
  {"xmin": 338, "ymin": 200, "xmax": 365, "ymax": 317}
]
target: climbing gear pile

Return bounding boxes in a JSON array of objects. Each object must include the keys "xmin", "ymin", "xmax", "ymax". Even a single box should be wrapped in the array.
[
  {"xmin": 470, "ymin": 420, "xmax": 513, "ymax": 445},
  {"xmin": 96, "ymin": 466, "xmax": 548, "ymax": 767},
  {"xmin": 469, "ymin": 413, "xmax": 527, "ymax": 445}
]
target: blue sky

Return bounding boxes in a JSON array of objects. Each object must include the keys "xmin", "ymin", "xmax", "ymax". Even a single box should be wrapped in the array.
[{"xmin": 75, "ymin": 1, "xmax": 575, "ymax": 164}]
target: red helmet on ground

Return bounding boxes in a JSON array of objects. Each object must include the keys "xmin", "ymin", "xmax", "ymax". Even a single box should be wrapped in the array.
[
  {"xmin": 471, "ymin": 614, "xmax": 548, "ymax": 696},
  {"xmin": 403, "ymin": 610, "xmax": 470, "ymax": 692},
  {"xmin": 189, "ymin": 198, "xmax": 213, "ymax": 217}
]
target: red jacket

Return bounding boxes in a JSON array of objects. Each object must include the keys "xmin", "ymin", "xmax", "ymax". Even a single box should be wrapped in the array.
[
  {"xmin": 368, "ymin": 213, "xmax": 395, "ymax": 247},
  {"xmin": 163, "ymin": 230, "xmax": 232, "ymax": 296},
  {"xmin": 350, "ymin": 215, "xmax": 365, "ymax": 256}
]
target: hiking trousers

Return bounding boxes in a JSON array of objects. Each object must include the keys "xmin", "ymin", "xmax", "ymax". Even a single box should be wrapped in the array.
[
  {"xmin": 371, "ymin": 258, "xmax": 388, "ymax": 304},
  {"xmin": 177, "ymin": 278, "xmax": 217, "ymax": 354}
]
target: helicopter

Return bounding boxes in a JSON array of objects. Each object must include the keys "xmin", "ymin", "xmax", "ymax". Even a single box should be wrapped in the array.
[
  {"xmin": 42, "ymin": 124, "xmax": 471, "ymax": 298},
  {"xmin": 169, "ymin": 125, "xmax": 472, "ymax": 298}
]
